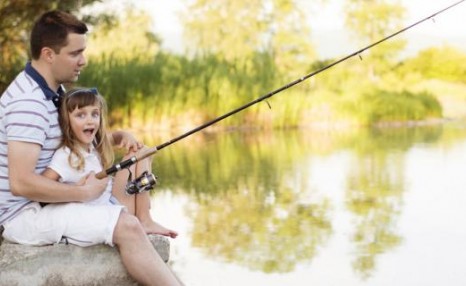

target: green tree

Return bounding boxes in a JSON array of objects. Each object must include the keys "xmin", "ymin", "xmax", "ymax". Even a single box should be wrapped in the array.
[
  {"xmin": 182, "ymin": 0, "xmax": 316, "ymax": 78},
  {"xmin": 344, "ymin": 0, "xmax": 406, "ymax": 79},
  {"xmin": 398, "ymin": 46, "xmax": 466, "ymax": 83},
  {"xmin": 265, "ymin": 0, "xmax": 316, "ymax": 78},
  {"xmin": 182, "ymin": 0, "xmax": 265, "ymax": 61},
  {"xmin": 86, "ymin": 7, "xmax": 161, "ymax": 62}
]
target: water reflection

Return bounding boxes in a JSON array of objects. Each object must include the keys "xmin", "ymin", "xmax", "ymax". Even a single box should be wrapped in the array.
[
  {"xmin": 151, "ymin": 130, "xmax": 333, "ymax": 272},
  {"xmin": 342, "ymin": 125, "xmax": 456, "ymax": 278},
  {"xmin": 143, "ymin": 122, "xmax": 466, "ymax": 283},
  {"xmin": 190, "ymin": 186, "xmax": 331, "ymax": 273}
]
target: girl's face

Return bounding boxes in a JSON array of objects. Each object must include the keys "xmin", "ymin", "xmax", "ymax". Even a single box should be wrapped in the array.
[{"xmin": 69, "ymin": 103, "xmax": 101, "ymax": 149}]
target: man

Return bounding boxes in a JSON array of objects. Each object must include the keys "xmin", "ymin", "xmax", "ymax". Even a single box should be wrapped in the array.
[{"xmin": 0, "ymin": 10, "xmax": 181, "ymax": 286}]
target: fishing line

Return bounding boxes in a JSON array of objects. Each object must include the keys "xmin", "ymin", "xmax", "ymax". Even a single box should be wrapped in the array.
[{"xmin": 96, "ymin": 0, "xmax": 465, "ymax": 179}]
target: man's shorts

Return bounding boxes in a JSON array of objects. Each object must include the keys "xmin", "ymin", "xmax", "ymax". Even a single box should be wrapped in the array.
[{"xmin": 2, "ymin": 202, "xmax": 124, "ymax": 247}]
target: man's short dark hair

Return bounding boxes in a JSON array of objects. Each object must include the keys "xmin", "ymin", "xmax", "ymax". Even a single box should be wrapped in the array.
[{"xmin": 30, "ymin": 10, "xmax": 88, "ymax": 60}]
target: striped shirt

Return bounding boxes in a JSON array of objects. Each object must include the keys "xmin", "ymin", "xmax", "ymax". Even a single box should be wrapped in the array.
[{"xmin": 0, "ymin": 70, "xmax": 61, "ymax": 225}]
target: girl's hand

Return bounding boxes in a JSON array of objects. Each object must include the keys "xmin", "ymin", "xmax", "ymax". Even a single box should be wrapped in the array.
[
  {"xmin": 76, "ymin": 175, "xmax": 87, "ymax": 186},
  {"xmin": 82, "ymin": 171, "xmax": 108, "ymax": 202}
]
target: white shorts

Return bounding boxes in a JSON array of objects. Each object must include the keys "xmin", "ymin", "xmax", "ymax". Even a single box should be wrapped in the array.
[{"xmin": 2, "ymin": 202, "xmax": 124, "ymax": 247}]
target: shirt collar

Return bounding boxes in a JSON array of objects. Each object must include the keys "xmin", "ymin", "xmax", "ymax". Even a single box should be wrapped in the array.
[
  {"xmin": 24, "ymin": 62, "xmax": 64, "ymax": 107},
  {"xmin": 80, "ymin": 143, "xmax": 96, "ymax": 156}
]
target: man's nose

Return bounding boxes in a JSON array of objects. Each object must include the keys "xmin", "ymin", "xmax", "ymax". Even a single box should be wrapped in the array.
[{"xmin": 78, "ymin": 54, "xmax": 87, "ymax": 67}]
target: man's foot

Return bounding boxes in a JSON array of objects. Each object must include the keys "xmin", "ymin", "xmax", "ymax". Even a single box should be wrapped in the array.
[{"xmin": 141, "ymin": 220, "xmax": 178, "ymax": 238}]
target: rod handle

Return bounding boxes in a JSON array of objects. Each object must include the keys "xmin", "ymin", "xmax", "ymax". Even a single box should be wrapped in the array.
[
  {"xmin": 96, "ymin": 170, "xmax": 109, "ymax": 179},
  {"xmin": 96, "ymin": 146, "xmax": 158, "ymax": 179}
]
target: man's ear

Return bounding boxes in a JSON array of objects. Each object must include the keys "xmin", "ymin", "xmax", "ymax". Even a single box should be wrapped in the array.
[{"xmin": 41, "ymin": 47, "xmax": 55, "ymax": 63}]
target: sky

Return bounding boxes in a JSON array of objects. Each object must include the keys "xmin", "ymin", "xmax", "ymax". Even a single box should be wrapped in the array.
[{"xmin": 97, "ymin": 0, "xmax": 466, "ymax": 59}]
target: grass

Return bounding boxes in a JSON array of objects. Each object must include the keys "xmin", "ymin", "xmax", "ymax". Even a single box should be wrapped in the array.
[{"xmin": 78, "ymin": 53, "xmax": 447, "ymax": 131}]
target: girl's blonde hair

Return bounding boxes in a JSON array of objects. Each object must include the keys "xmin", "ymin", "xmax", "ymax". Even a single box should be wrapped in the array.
[{"xmin": 58, "ymin": 88, "xmax": 114, "ymax": 171}]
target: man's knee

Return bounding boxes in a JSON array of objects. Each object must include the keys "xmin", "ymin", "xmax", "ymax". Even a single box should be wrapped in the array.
[{"xmin": 113, "ymin": 212, "xmax": 144, "ymax": 242}]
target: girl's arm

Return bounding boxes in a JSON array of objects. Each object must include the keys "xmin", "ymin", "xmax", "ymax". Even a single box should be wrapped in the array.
[
  {"xmin": 8, "ymin": 141, "xmax": 107, "ymax": 202},
  {"xmin": 109, "ymin": 130, "xmax": 143, "ymax": 153},
  {"xmin": 42, "ymin": 168, "xmax": 61, "ymax": 181},
  {"xmin": 42, "ymin": 168, "xmax": 87, "ymax": 186}
]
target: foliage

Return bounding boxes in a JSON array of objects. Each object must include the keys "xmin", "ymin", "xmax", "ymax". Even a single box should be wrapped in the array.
[
  {"xmin": 344, "ymin": 0, "xmax": 407, "ymax": 78},
  {"xmin": 407, "ymin": 79, "xmax": 466, "ymax": 119},
  {"xmin": 397, "ymin": 46, "xmax": 466, "ymax": 83},
  {"xmin": 2, "ymin": 0, "xmax": 463, "ymax": 128},
  {"xmin": 79, "ymin": 51, "xmax": 310, "ymax": 129},
  {"xmin": 86, "ymin": 8, "xmax": 161, "ymax": 61},
  {"xmin": 182, "ymin": 0, "xmax": 315, "ymax": 80},
  {"xmin": 338, "ymin": 89, "xmax": 442, "ymax": 125}
]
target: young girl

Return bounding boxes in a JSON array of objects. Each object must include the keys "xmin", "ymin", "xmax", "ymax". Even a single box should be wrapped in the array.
[{"xmin": 42, "ymin": 88, "xmax": 177, "ymax": 238}]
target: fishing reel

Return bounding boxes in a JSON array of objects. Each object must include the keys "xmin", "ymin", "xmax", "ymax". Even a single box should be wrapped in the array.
[{"xmin": 125, "ymin": 170, "xmax": 158, "ymax": 195}]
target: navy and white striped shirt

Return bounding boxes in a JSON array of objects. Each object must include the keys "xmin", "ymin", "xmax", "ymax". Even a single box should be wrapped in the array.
[{"xmin": 0, "ymin": 69, "xmax": 61, "ymax": 225}]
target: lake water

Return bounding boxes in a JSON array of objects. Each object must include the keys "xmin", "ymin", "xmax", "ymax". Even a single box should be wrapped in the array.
[{"xmin": 145, "ymin": 122, "xmax": 466, "ymax": 286}]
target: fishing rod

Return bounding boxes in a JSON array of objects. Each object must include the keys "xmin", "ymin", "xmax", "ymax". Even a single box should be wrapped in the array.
[{"xmin": 96, "ymin": 0, "xmax": 465, "ymax": 182}]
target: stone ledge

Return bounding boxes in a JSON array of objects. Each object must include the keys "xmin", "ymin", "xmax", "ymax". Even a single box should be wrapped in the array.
[{"xmin": 0, "ymin": 227, "xmax": 170, "ymax": 286}]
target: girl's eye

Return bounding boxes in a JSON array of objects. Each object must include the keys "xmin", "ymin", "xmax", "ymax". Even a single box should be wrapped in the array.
[{"xmin": 92, "ymin": 112, "xmax": 100, "ymax": 118}]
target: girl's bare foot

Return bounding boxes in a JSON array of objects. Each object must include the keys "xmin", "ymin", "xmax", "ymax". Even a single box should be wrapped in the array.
[{"xmin": 142, "ymin": 219, "xmax": 178, "ymax": 238}]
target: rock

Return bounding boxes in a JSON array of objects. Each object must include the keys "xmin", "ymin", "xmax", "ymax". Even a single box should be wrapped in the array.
[{"xmin": 0, "ymin": 228, "xmax": 170, "ymax": 286}]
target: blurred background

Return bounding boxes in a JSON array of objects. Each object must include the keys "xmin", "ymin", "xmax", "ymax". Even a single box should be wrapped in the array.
[{"xmin": 2, "ymin": 0, "xmax": 466, "ymax": 131}]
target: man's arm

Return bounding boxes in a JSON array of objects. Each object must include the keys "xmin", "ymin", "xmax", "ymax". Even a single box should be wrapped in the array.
[{"xmin": 8, "ymin": 141, "xmax": 107, "ymax": 203}]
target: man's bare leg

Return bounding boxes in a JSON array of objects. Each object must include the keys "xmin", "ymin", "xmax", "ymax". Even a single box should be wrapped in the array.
[{"xmin": 113, "ymin": 212, "xmax": 182, "ymax": 286}]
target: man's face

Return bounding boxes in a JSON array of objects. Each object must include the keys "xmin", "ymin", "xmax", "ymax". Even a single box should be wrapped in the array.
[{"xmin": 51, "ymin": 33, "xmax": 87, "ymax": 85}]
